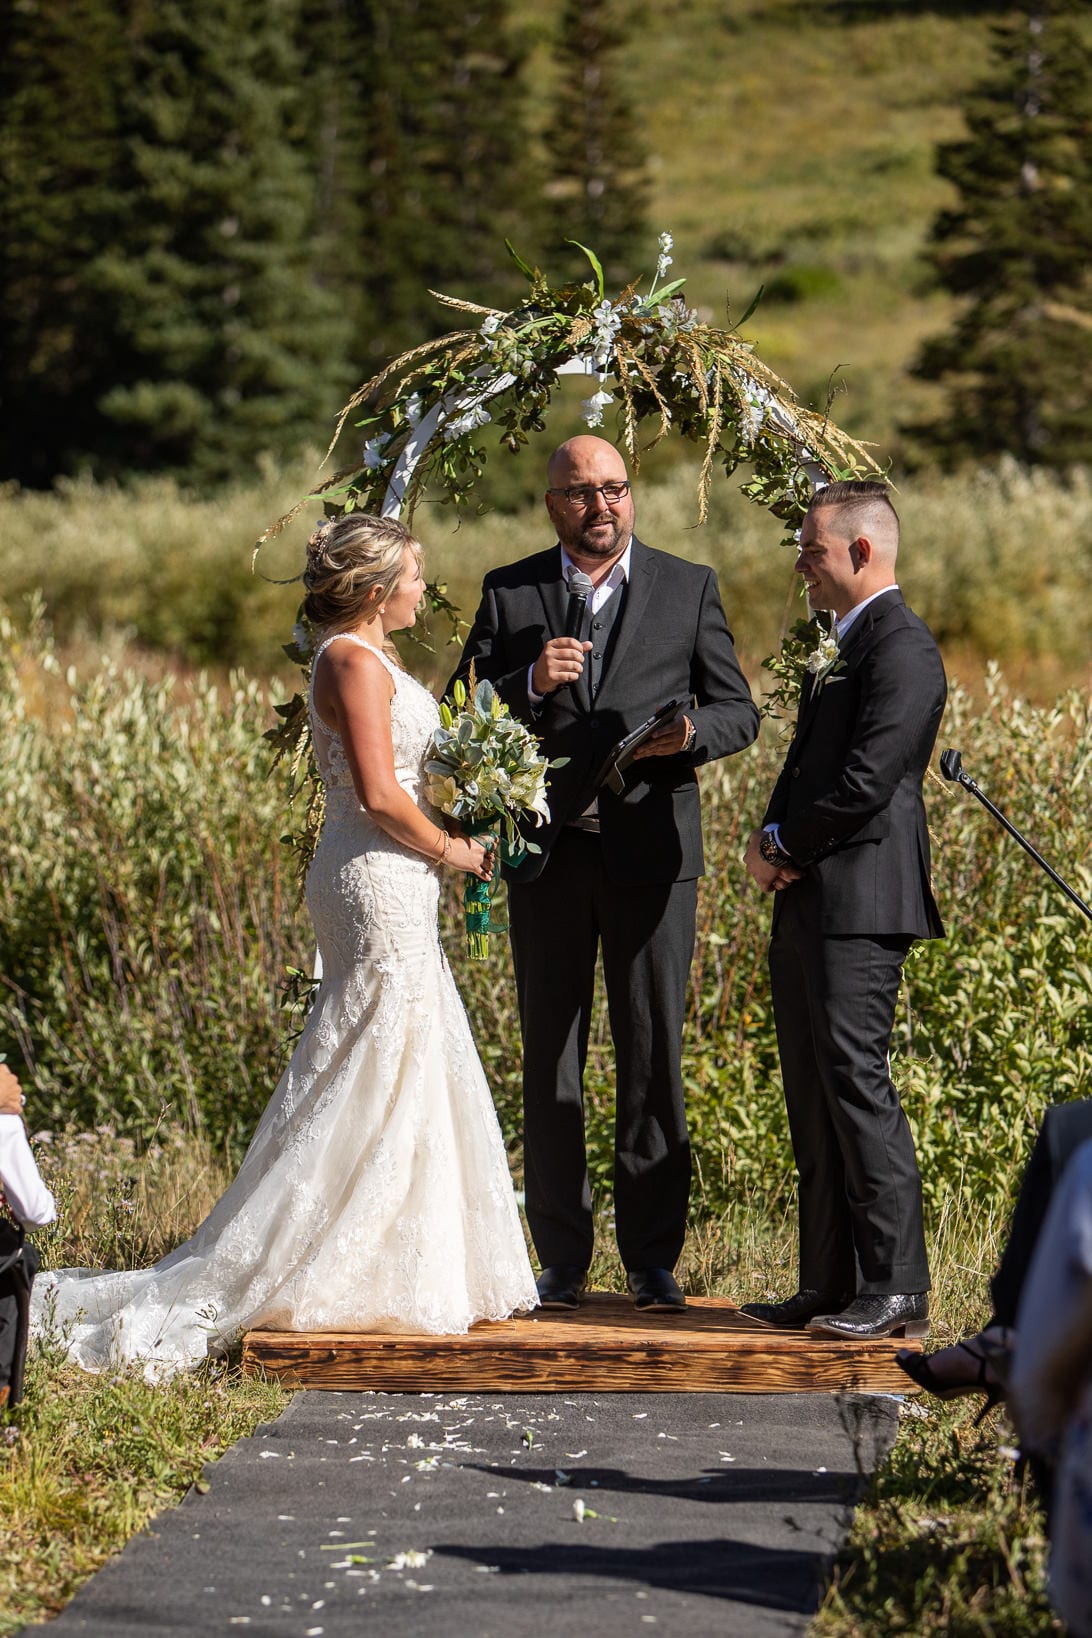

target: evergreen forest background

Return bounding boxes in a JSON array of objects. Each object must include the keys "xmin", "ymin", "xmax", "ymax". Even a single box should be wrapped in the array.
[
  {"xmin": 3, "ymin": 7, "xmax": 1092, "ymax": 1624},
  {"xmin": 4, "ymin": 0, "xmax": 1091, "ymax": 491}
]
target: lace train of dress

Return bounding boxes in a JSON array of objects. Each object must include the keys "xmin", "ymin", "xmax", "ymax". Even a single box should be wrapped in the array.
[{"xmin": 32, "ymin": 636, "xmax": 537, "ymax": 1375}]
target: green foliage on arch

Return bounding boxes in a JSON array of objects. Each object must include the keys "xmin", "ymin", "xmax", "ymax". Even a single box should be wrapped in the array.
[{"xmin": 260, "ymin": 238, "xmax": 881, "ymax": 554}]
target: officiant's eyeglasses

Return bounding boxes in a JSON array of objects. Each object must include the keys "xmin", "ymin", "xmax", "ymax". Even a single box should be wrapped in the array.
[{"xmin": 548, "ymin": 481, "xmax": 631, "ymax": 507}]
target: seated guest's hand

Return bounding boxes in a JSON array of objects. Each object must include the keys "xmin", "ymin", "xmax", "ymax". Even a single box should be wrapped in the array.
[{"xmin": 0, "ymin": 1064, "xmax": 25, "ymax": 1117}]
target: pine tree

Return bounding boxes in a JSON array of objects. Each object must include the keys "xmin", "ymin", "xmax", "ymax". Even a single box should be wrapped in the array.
[
  {"xmin": 344, "ymin": 0, "xmax": 537, "ymax": 369},
  {"xmin": 293, "ymin": 0, "xmax": 373, "ymax": 370},
  {"xmin": 84, "ymin": 0, "xmax": 353, "ymax": 483},
  {"xmin": 910, "ymin": 2, "xmax": 1092, "ymax": 467},
  {"xmin": 0, "ymin": 0, "xmax": 354, "ymax": 486},
  {"xmin": 541, "ymin": 0, "xmax": 651, "ymax": 287},
  {"xmin": 0, "ymin": 0, "xmax": 133, "ymax": 486}
]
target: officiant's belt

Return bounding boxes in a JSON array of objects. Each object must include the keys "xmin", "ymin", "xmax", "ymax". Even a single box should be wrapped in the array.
[{"xmin": 567, "ymin": 815, "xmax": 601, "ymax": 835}]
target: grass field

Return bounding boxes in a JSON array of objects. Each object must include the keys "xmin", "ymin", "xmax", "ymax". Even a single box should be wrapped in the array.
[
  {"xmin": 4, "ymin": 458, "xmax": 1092, "ymax": 697},
  {"xmin": 2, "ymin": 607, "xmax": 1087, "ymax": 1630}
]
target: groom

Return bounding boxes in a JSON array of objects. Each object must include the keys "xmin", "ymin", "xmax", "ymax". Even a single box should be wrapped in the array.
[
  {"xmin": 453, "ymin": 435, "xmax": 759, "ymax": 1312},
  {"xmin": 741, "ymin": 479, "xmax": 946, "ymax": 1340}
]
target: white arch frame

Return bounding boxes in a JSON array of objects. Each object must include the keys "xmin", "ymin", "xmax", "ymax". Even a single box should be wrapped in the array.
[{"xmin": 380, "ymin": 353, "xmax": 827, "ymax": 517}]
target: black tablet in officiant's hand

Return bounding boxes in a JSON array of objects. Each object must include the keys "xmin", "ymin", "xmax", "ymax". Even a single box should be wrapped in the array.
[{"xmin": 594, "ymin": 699, "xmax": 686, "ymax": 796}]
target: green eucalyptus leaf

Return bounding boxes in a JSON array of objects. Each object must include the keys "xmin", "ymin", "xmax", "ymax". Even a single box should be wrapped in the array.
[{"xmin": 564, "ymin": 239, "xmax": 605, "ymax": 301}]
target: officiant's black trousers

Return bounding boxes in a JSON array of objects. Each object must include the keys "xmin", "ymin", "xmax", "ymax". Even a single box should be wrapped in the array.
[
  {"xmin": 508, "ymin": 830, "xmax": 697, "ymax": 1273},
  {"xmin": 769, "ymin": 891, "xmax": 930, "ymax": 1298}
]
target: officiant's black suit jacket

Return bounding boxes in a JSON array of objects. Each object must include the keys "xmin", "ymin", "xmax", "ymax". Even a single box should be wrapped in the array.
[
  {"xmin": 452, "ymin": 537, "xmax": 760, "ymax": 882},
  {"xmin": 764, "ymin": 589, "xmax": 946, "ymax": 938}
]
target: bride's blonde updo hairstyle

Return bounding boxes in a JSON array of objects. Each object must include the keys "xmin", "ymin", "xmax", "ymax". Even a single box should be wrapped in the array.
[{"xmin": 303, "ymin": 513, "xmax": 423, "ymax": 634}]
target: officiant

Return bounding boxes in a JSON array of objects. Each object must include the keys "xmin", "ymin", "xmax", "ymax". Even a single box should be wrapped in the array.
[{"xmin": 452, "ymin": 435, "xmax": 759, "ymax": 1313}]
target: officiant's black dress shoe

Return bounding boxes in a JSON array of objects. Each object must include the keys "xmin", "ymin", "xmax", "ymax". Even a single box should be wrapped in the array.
[
  {"xmin": 535, "ymin": 1266, "xmax": 587, "ymax": 1309},
  {"xmin": 806, "ymin": 1292, "xmax": 930, "ymax": 1340},
  {"xmin": 737, "ymin": 1289, "xmax": 852, "ymax": 1330},
  {"xmin": 627, "ymin": 1268, "xmax": 686, "ymax": 1313}
]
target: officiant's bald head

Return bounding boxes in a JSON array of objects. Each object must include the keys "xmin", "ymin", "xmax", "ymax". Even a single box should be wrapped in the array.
[{"xmin": 545, "ymin": 436, "xmax": 634, "ymax": 565}]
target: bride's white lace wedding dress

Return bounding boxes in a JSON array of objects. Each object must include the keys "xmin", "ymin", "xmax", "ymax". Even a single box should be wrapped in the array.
[{"xmin": 33, "ymin": 635, "xmax": 537, "ymax": 1374}]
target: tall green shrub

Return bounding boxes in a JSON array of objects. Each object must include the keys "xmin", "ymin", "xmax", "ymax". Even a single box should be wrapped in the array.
[{"xmin": 3, "ymin": 615, "xmax": 1088, "ymax": 1224}]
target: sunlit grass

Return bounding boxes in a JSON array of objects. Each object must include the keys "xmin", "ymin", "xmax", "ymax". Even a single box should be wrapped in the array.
[{"xmin": 3, "ymin": 459, "xmax": 1091, "ymax": 698}]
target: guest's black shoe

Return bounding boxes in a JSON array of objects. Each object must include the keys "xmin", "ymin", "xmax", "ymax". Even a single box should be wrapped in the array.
[
  {"xmin": 535, "ymin": 1266, "xmax": 588, "ymax": 1310},
  {"xmin": 895, "ymin": 1333, "xmax": 1009, "ymax": 1426},
  {"xmin": 627, "ymin": 1268, "xmax": 686, "ymax": 1313},
  {"xmin": 737, "ymin": 1289, "xmax": 852, "ymax": 1330},
  {"xmin": 806, "ymin": 1292, "xmax": 930, "ymax": 1340}
]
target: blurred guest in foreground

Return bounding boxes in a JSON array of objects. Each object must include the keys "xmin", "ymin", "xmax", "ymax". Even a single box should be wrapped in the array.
[
  {"xmin": 897, "ymin": 1099, "xmax": 1092, "ymax": 1419},
  {"xmin": 0, "ymin": 1063, "xmax": 55, "ymax": 1408},
  {"xmin": 1010, "ymin": 1137, "xmax": 1092, "ymax": 1637}
]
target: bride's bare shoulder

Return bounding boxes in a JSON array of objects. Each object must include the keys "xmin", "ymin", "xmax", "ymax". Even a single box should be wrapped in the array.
[{"xmin": 313, "ymin": 636, "xmax": 396, "ymax": 718}]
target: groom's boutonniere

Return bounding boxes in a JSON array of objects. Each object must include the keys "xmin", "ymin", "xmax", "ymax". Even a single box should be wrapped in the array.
[
  {"xmin": 760, "ymin": 612, "xmax": 844, "ymax": 726},
  {"xmin": 805, "ymin": 623, "xmax": 843, "ymax": 691}
]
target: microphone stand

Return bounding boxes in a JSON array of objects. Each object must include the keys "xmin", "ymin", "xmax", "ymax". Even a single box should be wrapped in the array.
[{"xmin": 939, "ymin": 748, "xmax": 1092, "ymax": 923}]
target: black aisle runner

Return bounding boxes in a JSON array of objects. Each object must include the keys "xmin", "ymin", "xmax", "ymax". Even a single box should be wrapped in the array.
[{"xmin": 35, "ymin": 1390, "xmax": 897, "ymax": 1637}]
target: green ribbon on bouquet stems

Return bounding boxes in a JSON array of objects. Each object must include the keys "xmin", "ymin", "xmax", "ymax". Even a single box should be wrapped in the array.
[{"xmin": 460, "ymin": 823, "xmax": 526, "ymax": 961}]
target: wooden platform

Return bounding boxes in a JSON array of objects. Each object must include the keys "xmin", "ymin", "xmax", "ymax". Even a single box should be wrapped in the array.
[{"xmin": 241, "ymin": 1294, "xmax": 922, "ymax": 1395}]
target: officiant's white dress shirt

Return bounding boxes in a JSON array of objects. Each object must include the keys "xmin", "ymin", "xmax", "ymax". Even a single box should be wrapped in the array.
[{"xmin": 526, "ymin": 541, "xmax": 633, "ymax": 708}]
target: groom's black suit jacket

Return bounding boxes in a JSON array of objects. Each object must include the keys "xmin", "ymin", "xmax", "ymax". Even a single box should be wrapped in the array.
[
  {"xmin": 764, "ymin": 589, "xmax": 946, "ymax": 937},
  {"xmin": 454, "ymin": 537, "xmax": 760, "ymax": 883}
]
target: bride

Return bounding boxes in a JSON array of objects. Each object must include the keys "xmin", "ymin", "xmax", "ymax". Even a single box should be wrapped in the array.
[{"xmin": 33, "ymin": 514, "xmax": 538, "ymax": 1373}]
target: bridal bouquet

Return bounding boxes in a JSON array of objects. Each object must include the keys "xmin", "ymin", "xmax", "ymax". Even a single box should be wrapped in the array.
[{"xmin": 425, "ymin": 674, "xmax": 562, "ymax": 959}]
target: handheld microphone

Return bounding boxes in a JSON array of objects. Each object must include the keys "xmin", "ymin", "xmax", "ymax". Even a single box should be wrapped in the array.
[{"xmin": 565, "ymin": 570, "xmax": 593, "ymax": 639}]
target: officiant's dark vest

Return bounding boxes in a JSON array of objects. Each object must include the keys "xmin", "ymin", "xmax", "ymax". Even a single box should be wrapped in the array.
[{"xmin": 575, "ymin": 578, "xmax": 627, "ymax": 707}]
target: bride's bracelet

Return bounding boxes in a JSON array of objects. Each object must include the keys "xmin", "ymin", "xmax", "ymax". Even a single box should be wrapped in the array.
[{"xmin": 433, "ymin": 829, "xmax": 452, "ymax": 865}]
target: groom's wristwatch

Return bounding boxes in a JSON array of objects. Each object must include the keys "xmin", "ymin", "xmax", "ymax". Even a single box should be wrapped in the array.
[{"xmin": 759, "ymin": 829, "xmax": 791, "ymax": 869}]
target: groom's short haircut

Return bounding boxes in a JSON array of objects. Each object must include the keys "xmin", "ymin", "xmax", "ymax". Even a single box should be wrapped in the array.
[{"xmin": 808, "ymin": 479, "xmax": 899, "ymax": 557}]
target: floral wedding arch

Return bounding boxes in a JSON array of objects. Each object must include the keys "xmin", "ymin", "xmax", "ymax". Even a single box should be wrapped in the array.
[{"xmin": 258, "ymin": 236, "xmax": 880, "ymax": 860}]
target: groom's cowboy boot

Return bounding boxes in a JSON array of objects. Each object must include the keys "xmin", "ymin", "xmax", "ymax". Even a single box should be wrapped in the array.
[
  {"xmin": 807, "ymin": 1291, "xmax": 929, "ymax": 1340},
  {"xmin": 535, "ymin": 1266, "xmax": 587, "ymax": 1310}
]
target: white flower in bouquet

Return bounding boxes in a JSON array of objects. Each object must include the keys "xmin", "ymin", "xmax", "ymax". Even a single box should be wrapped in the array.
[
  {"xmin": 424, "ymin": 675, "xmax": 558, "ymax": 851},
  {"xmin": 425, "ymin": 675, "xmax": 566, "ymax": 959}
]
